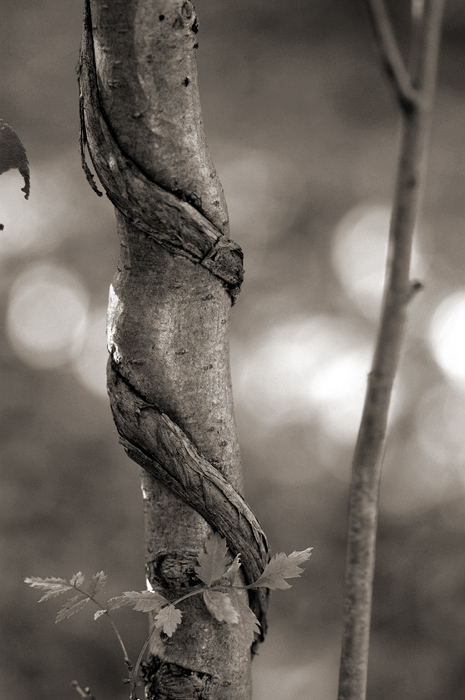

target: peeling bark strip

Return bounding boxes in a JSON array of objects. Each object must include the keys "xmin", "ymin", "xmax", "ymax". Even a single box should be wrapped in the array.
[
  {"xmin": 108, "ymin": 364, "xmax": 269, "ymax": 632},
  {"xmin": 78, "ymin": 0, "xmax": 243, "ymax": 303},
  {"xmin": 78, "ymin": 0, "xmax": 268, "ymax": 696}
]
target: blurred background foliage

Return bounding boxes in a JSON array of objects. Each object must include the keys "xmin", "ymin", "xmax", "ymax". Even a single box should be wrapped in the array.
[{"xmin": 1, "ymin": 0, "xmax": 465, "ymax": 698}]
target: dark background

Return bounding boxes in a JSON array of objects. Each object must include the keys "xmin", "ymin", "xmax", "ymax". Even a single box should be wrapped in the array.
[{"xmin": 1, "ymin": 1, "xmax": 465, "ymax": 698}]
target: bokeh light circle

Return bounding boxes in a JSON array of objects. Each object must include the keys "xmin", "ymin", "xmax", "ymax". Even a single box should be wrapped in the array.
[
  {"xmin": 332, "ymin": 203, "xmax": 425, "ymax": 319},
  {"xmin": 416, "ymin": 382, "xmax": 465, "ymax": 468},
  {"xmin": 0, "ymin": 159, "xmax": 79, "ymax": 260},
  {"xmin": 232, "ymin": 315, "xmax": 374, "ymax": 444},
  {"xmin": 73, "ymin": 308, "xmax": 108, "ymax": 398},
  {"xmin": 6, "ymin": 263, "xmax": 89, "ymax": 369},
  {"xmin": 429, "ymin": 291, "xmax": 465, "ymax": 386},
  {"xmin": 332, "ymin": 204, "xmax": 390, "ymax": 318}
]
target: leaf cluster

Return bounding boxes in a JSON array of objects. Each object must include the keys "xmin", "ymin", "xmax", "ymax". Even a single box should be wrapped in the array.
[
  {"xmin": 25, "ymin": 534, "xmax": 311, "ymax": 696},
  {"xmin": 25, "ymin": 571, "xmax": 107, "ymax": 623}
]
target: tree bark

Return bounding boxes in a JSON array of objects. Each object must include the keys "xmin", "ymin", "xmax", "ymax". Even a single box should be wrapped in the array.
[{"xmin": 78, "ymin": 1, "xmax": 269, "ymax": 698}]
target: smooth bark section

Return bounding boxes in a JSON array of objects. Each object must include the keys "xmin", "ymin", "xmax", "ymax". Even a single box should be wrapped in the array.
[
  {"xmin": 338, "ymin": 3, "xmax": 445, "ymax": 699},
  {"xmin": 107, "ymin": 221, "xmax": 254, "ymax": 698},
  {"xmin": 80, "ymin": 1, "xmax": 267, "ymax": 697}
]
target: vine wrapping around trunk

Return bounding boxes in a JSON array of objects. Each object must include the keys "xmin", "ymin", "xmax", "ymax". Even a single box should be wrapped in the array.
[{"xmin": 78, "ymin": 2, "xmax": 269, "ymax": 696}]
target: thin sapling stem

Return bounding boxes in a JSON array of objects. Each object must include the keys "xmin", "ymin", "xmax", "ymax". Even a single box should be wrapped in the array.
[{"xmin": 337, "ymin": 2, "xmax": 446, "ymax": 699}]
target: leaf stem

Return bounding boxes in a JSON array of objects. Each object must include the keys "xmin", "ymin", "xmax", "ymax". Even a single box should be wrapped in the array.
[
  {"xmin": 129, "ymin": 627, "xmax": 155, "ymax": 700},
  {"xmin": 128, "ymin": 585, "xmax": 208, "ymax": 698},
  {"xmin": 74, "ymin": 587, "xmax": 132, "ymax": 669},
  {"xmin": 103, "ymin": 610, "xmax": 132, "ymax": 670}
]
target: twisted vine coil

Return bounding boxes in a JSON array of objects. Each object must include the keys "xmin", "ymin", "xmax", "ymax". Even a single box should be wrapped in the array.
[{"xmin": 78, "ymin": 0, "xmax": 270, "ymax": 644}]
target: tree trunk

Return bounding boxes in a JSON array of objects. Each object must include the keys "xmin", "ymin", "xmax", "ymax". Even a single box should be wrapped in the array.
[{"xmin": 78, "ymin": 1, "xmax": 269, "ymax": 698}]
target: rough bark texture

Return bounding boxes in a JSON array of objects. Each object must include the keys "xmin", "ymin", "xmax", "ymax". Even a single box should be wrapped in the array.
[{"xmin": 78, "ymin": 1, "xmax": 269, "ymax": 698}]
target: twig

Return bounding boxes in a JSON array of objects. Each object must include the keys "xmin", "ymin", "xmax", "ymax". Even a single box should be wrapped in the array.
[
  {"xmin": 103, "ymin": 610, "xmax": 133, "ymax": 671},
  {"xmin": 71, "ymin": 680, "xmax": 97, "ymax": 700},
  {"xmin": 363, "ymin": 0, "xmax": 420, "ymax": 107},
  {"xmin": 410, "ymin": 0, "xmax": 446, "ymax": 101},
  {"xmin": 337, "ymin": 2, "xmax": 445, "ymax": 699},
  {"xmin": 74, "ymin": 586, "xmax": 132, "ymax": 670},
  {"xmin": 409, "ymin": 0, "xmax": 425, "ymax": 83}
]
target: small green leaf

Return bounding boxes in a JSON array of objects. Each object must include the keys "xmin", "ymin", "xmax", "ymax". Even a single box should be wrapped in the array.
[
  {"xmin": 203, "ymin": 590, "xmax": 239, "ymax": 624},
  {"xmin": 37, "ymin": 588, "xmax": 73, "ymax": 603},
  {"xmin": 25, "ymin": 576, "xmax": 69, "ymax": 590},
  {"xmin": 70, "ymin": 572, "xmax": 86, "ymax": 589},
  {"xmin": 229, "ymin": 589, "xmax": 261, "ymax": 647},
  {"xmin": 154, "ymin": 604, "xmax": 182, "ymax": 637},
  {"xmin": 195, "ymin": 533, "xmax": 231, "ymax": 586},
  {"xmin": 87, "ymin": 571, "xmax": 107, "ymax": 597},
  {"xmin": 247, "ymin": 548, "xmax": 312, "ymax": 591},
  {"xmin": 107, "ymin": 590, "xmax": 168, "ymax": 613},
  {"xmin": 25, "ymin": 576, "xmax": 72, "ymax": 602},
  {"xmin": 56, "ymin": 595, "xmax": 89, "ymax": 623}
]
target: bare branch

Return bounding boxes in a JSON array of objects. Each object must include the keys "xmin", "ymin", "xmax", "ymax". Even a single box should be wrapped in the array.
[
  {"xmin": 411, "ymin": 0, "xmax": 446, "ymax": 101},
  {"xmin": 363, "ymin": 0, "xmax": 419, "ymax": 108},
  {"xmin": 337, "ymin": 2, "xmax": 446, "ymax": 699},
  {"xmin": 71, "ymin": 681, "xmax": 97, "ymax": 700}
]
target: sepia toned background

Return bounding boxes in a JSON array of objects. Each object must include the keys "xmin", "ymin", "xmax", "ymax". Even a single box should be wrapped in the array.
[{"xmin": 1, "ymin": 1, "xmax": 465, "ymax": 698}]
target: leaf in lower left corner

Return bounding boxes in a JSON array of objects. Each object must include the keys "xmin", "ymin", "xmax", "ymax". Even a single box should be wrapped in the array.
[{"xmin": 0, "ymin": 120, "xmax": 30, "ymax": 199}]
